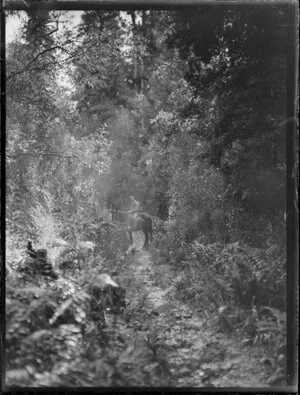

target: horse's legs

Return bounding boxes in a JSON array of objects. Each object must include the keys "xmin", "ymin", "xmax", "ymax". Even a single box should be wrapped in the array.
[
  {"xmin": 143, "ymin": 230, "xmax": 149, "ymax": 249},
  {"xmin": 128, "ymin": 229, "xmax": 133, "ymax": 245},
  {"xmin": 149, "ymin": 218, "xmax": 153, "ymax": 243}
]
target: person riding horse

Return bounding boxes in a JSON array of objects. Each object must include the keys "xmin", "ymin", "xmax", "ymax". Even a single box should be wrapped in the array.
[
  {"xmin": 128, "ymin": 195, "xmax": 142, "ymax": 213},
  {"xmin": 112, "ymin": 196, "xmax": 152, "ymax": 248}
]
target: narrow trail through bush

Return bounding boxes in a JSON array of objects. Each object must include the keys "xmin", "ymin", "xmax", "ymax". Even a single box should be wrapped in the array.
[
  {"xmin": 7, "ymin": 232, "xmax": 284, "ymax": 388},
  {"xmin": 107, "ymin": 234, "xmax": 272, "ymax": 387}
]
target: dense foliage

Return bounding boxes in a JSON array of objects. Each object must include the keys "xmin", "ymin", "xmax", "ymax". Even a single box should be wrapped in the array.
[{"xmin": 6, "ymin": 5, "xmax": 294, "ymax": 387}]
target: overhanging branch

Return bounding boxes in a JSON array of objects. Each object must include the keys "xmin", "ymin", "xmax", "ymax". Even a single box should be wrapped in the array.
[{"xmin": 7, "ymin": 46, "xmax": 64, "ymax": 81}]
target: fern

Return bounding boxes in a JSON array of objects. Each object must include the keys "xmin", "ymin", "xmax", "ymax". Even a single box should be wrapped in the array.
[{"xmin": 237, "ymin": 244, "xmax": 266, "ymax": 270}]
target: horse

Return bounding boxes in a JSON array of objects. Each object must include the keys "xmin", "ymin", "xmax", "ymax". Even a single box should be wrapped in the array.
[{"xmin": 113, "ymin": 210, "xmax": 153, "ymax": 249}]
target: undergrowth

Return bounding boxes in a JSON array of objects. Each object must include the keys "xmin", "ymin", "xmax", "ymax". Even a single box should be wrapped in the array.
[
  {"xmin": 153, "ymin": 222, "xmax": 286, "ymax": 366},
  {"xmin": 6, "ymin": 193, "xmax": 287, "ymax": 387},
  {"xmin": 5, "ymin": 195, "xmax": 133, "ymax": 387}
]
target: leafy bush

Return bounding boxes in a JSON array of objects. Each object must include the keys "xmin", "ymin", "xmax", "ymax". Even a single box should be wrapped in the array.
[
  {"xmin": 6, "ymin": 257, "xmax": 126, "ymax": 386},
  {"xmin": 28, "ymin": 191, "xmax": 62, "ymax": 249},
  {"xmin": 157, "ymin": 219, "xmax": 286, "ymax": 311}
]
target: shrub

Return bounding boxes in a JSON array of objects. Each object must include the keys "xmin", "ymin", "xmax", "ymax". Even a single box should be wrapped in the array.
[{"xmin": 29, "ymin": 191, "xmax": 62, "ymax": 249}]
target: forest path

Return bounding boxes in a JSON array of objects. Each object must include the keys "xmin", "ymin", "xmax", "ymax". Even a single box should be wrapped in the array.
[{"xmin": 114, "ymin": 233, "xmax": 271, "ymax": 387}]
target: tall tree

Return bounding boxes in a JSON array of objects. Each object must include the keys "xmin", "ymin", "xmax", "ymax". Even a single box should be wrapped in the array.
[{"xmin": 166, "ymin": 6, "xmax": 288, "ymax": 228}]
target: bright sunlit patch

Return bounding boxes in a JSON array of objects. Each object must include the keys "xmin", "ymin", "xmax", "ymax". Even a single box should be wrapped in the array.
[
  {"xmin": 5, "ymin": 10, "xmax": 83, "ymax": 44},
  {"xmin": 6, "ymin": 13, "xmax": 26, "ymax": 43}
]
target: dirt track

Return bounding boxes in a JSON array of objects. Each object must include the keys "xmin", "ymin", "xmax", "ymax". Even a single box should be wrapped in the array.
[{"xmin": 109, "ymin": 234, "xmax": 271, "ymax": 387}]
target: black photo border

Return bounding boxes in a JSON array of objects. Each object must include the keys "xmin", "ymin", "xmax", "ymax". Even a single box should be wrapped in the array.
[{"xmin": 0, "ymin": 0, "xmax": 298, "ymax": 393}]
